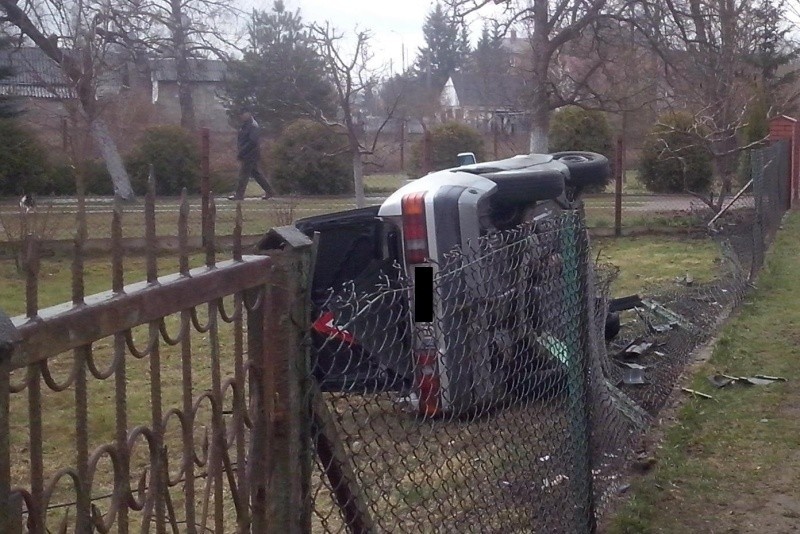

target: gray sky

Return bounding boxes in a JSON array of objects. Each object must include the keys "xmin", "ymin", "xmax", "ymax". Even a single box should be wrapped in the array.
[{"xmin": 277, "ymin": 0, "xmax": 501, "ymax": 77}]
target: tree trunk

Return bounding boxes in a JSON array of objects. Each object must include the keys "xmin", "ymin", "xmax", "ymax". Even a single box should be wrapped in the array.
[
  {"xmin": 352, "ymin": 151, "xmax": 365, "ymax": 209},
  {"xmin": 176, "ymin": 65, "xmax": 196, "ymax": 131},
  {"xmin": 171, "ymin": 0, "xmax": 196, "ymax": 130},
  {"xmin": 90, "ymin": 119, "xmax": 135, "ymax": 200},
  {"xmin": 528, "ymin": 103, "xmax": 550, "ymax": 153}
]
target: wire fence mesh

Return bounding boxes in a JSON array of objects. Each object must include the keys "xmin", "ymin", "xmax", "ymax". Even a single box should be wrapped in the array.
[{"xmin": 307, "ymin": 140, "xmax": 791, "ymax": 532}]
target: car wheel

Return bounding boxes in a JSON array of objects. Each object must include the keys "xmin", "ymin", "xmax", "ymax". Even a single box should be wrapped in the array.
[{"xmin": 551, "ymin": 151, "xmax": 611, "ymax": 191}]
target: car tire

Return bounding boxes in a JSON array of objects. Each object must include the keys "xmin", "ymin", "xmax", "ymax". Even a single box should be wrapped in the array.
[{"xmin": 551, "ymin": 151, "xmax": 611, "ymax": 190}]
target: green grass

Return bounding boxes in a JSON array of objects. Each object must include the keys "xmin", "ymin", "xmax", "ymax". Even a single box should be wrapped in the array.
[
  {"xmin": 593, "ymin": 235, "xmax": 720, "ymax": 295},
  {"xmin": 607, "ymin": 211, "xmax": 800, "ymax": 533},
  {"xmin": 0, "ymin": 177, "xmax": 410, "ymax": 243},
  {"xmin": 364, "ymin": 173, "xmax": 407, "ymax": 194}
]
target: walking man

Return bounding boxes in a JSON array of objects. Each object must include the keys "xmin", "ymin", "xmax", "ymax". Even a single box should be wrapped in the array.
[{"xmin": 229, "ymin": 110, "xmax": 273, "ymax": 200}]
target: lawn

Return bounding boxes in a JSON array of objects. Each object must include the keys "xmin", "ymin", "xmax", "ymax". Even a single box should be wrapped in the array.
[
  {"xmin": 607, "ymin": 211, "xmax": 800, "ymax": 533},
  {"xmin": 593, "ymin": 235, "xmax": 720, "ymax": 296},
  {"xmin": 0, "ymin": 174, "xmax": 408, "ymax": 243}
]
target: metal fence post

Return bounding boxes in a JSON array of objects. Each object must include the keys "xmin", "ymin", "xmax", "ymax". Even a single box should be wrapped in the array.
[
  {"xmin": 0, "ymin": 310, "xmax": 20, "ymax": 534},
  {"xmin": 614, "ymin": 136, "xmax": 624, "ymax": 237},
  {"xmin": 253, "ymin": 226, "xmax": 313, "ymax": 534},
  {"xmin": 560, "ymin": 215, "xmax": 597, "ymax": 533}
]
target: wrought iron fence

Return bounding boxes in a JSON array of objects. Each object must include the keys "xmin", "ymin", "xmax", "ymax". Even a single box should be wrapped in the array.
[{"xmin": 0, "ymin": 177, "xmax": 313, "ymax": 533}]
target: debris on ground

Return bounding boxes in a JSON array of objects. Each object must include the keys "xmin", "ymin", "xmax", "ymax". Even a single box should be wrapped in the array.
[
  {"xmin": 620, "ymin": 368, "xmax": 648, "ymax": 386},
  {"xmin": 640, "ymin": 298, "xmax": 700, "ymax": 335},
  {"xmin": 632, "ymin": 455, "xmax": 658, "ymax": 473},
  {"xmin": 675, "ymin": 273, "xmax": 694, "ymax": 286},
  {"xmin": 707, "ymin": 373, "xmax": 787, "ymax": 388},
  {"xmin": 618, "ymin": 362, "xmax": 649, "ymax": 370},
  {"xmin": 681, "ymin": 387, "xmax": 714, "ymax": 399},
  {"xmin": 617, "ymin": 340, "xmax": 653, "ymax": 359}
]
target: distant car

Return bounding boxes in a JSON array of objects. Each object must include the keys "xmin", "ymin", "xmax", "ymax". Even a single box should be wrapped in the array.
[
  {"xmin": 456, "ymin": 152, "xmax": 477, "ymax": 166},
  {"xmin": 270, "ymin": 151, "xmax": 611, "ymax": 415}
]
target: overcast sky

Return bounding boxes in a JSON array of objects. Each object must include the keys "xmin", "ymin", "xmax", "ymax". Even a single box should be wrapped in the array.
[{"xmin": 259, "ymin": 0, "xmax": 503, "ymax": 77}]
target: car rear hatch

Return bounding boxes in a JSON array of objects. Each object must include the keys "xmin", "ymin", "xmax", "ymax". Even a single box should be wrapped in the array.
[{"xmin": 291, "ymin": 207, "xmax": 413, "ymax": 393}]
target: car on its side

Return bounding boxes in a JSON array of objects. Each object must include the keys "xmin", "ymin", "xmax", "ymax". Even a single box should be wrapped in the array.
[{"xmin": 266, "ymin": 151, "xmax": 611, "ymax": 415}]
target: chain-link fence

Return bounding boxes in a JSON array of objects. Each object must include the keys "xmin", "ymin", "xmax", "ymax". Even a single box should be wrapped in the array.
[{"xmin": 306, "ymin": 140, "xmax": 791, "ymax": 532}]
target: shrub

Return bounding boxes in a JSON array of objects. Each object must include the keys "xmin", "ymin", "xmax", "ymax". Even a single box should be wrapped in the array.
[
  {"xmin": 126, "ymin": 125, "xmax": 201, "ymax": 195},
  {"xmin": 270, "ymin": 119, "xmax": 353, "ymax": 195},
  {"xmin": 638, "ymin": 113, "xmax": 713, "ymax": 193},
  {"xmin": 411, "ymin": 122, "xmax": 484, "ymax": 174},
  {"xmin": 549, "ymin": 106, "xmax": 613, "ymax": 156},
  {"xmin": 0, "ymin": 119, "xmax": 52, "ymax": 197},
  {"xmin": 549, "ymin": 106, "xmax": 614, "ymax": 191}
]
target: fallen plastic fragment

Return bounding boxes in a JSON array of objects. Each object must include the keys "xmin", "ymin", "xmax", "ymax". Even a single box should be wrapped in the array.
[
  {"xmin": 754, "ymin": 374, "xmax": 787, "ymax": 382},
  {"xmin": 708, "ymin": 374, "xmax": 788, "ymax": 387},
  {"xmin": 740, "ymin": 376, "xmax": 779, "ymax": 386},
  {"xmin": 617, "ymin": 340, "xmax": 653, "ymax": 358},
  {"xmin": 682, "ymin": 387, "xmax": 713, "ymax": 399},
  {"xmin": 641, "ymin": 298, "xmax": 700, "ymax": 334},
  {"xmin": 619, "ymin": 362, "xmax": 648, "ymax": 370},
  {"xmin": 620, "ymin": 368, "xmax": 648, "ymax": 385},
  {"xmin": 708, "ymin": 374, "xmax": 734, "ymax": 388}
]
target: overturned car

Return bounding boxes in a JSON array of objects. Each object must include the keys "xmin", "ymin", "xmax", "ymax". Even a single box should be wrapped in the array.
[{"xmin": 269, "ymin": 152, "xmax": 612, "ymax": 416}]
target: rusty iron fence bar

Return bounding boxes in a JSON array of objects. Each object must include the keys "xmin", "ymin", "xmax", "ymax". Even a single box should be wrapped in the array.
[
  {"xmin": 0, "ymin": 309, "xmax": 19, "ymax": 534},
  {"xmin": 9, "ymin": 258, "xmax": 272, "ymax": 369}
]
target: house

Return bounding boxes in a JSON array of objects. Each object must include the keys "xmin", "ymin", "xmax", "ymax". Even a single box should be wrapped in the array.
[
  {"xmin": 149, "ymin": 57, "xmax": 231, "ymax": 130},
  {"xmin": 438, "ymin": 71, "xmax": 527, "ymax": 133},
  {"xmin": 0, "ymin": 47, "xmax": 233, "ymax": 154}
]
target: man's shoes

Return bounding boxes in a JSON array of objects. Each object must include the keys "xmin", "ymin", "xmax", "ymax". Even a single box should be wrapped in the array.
[
  {"xmin": 227, "ymin": 195, "xmax": 243, "ymax": 201},
  {"xmin": 261, "ymin": 194, "xmax": 272, "ymax": 200}
]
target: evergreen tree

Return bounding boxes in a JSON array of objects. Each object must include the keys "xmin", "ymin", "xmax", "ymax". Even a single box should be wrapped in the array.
[
  {"xmin": 472, "ymin": 21, "xmax": 508, "ymax": 80},
  {"xmin": 747, "ymin": 0, "xmax": 799, "ymax": 113},
  {"xmin": 413, "ymin": 3, "xmax": 469, "ymax": 89},
  {"xmin": 224, "ymin": 1, "xmax": 335, "ymax": 136}
]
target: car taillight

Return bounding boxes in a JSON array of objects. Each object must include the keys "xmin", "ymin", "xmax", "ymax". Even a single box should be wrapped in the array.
[
  {"xmin": 401, "ymin": 192, "xmax": 428, "ymax": 264},
  {"xmin": 415, "ymin": 348, "xmax": 441, "ymax": 417}
]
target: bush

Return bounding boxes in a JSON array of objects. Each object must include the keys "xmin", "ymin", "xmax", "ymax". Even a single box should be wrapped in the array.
[
  {"xmin": 126, "ymin": 126, "xmax": 201, "ymax": 195},
  {"xmin": 270, "ymin": 119, "xmax": 353, "ymax": 195},
  {"xmin": 549, "ymin": 106, "xmax": 614, "ymax": 191},
  {"xmin": 0, "ymin": 119, "xmax": 52, "ymax": 197},
  {"xmin": 638, "ymin": 113, "xmax": 713, "ymax": 193},
  {"xmin": 549, "ymin": 106, "xmax": 613, "ymax": 156},
  {"xmin": 411, "ymin": 122, "xmax": 484, "ymax": 174}
]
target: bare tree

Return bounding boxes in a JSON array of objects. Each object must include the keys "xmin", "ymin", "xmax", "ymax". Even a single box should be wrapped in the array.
[
  {"xmin": 101, "ymin": 0, "xmax": 242, "ymax": 130},
  {"xmin": 311, "ymin": 24, "xmax": 399, "ymax": 208},
  {"xmin": 447, "ymin": 0, "xmax": 633, "ymax": 152},
  {"xmin": 634, "ymin": 0, "xmax": 783, "ymax": 210},
  {"xmin": 0, "ymin": 0, "xmax": 135, "ymax": 199}
]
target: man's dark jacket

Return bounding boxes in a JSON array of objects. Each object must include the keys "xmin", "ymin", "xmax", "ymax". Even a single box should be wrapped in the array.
[{"xmin": 237, "ymin": 118, "xmax": 260, "ymax": 162}]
